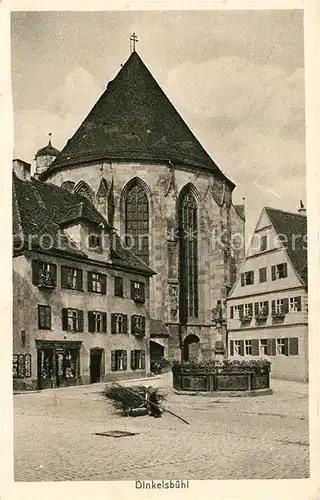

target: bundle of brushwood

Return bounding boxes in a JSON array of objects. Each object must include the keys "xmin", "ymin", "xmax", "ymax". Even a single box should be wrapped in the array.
[{"xmin": 104, "ymin": 384, "xmax": 166, "ymax": 416}]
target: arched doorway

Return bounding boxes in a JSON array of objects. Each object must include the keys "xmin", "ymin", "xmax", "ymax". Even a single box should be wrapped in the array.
[
  {"xmin": 150, "ymin": 341, "xmax": 164, "ymax": 363},
  {"xmin": 183, "ymin": 334, "xmax": 200, "ymax": 362}
]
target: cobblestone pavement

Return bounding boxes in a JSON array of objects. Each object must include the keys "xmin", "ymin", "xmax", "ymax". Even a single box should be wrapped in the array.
[{"xmin": 14, "ymin": 374, "xmax": 309, "ymax": 481}]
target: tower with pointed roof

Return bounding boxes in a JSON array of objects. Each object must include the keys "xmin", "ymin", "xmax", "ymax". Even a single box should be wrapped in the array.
[
  {"xmin": 37, "ymin": 49, "xmax": 245, "ymax": 363},
  {"xmin": 35, "ymin": 134, "xmax": 60, "ymax": 176}
]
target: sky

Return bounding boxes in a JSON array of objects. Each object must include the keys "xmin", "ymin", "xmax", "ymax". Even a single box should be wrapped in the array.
[{"xmin": 11, "ymin": 10, "xmax": 305, "ymax": 246}]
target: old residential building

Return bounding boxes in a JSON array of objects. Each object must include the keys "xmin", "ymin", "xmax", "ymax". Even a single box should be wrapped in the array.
[
  {"xmin": 13, "ymin": 161, "xmax": 154, "ymax": 391},
  {"xmin": 227, "ymin": 205, "xmax": 308, "ymax": 382},
  {"xmin": 37, "ymin": 49, "xmax": 245, "ymax": 363}
]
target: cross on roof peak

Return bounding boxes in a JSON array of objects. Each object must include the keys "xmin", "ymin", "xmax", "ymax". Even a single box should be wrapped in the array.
[{"xmin": 130, "ymin": 32, "xmax": 138, "ymax": 53}]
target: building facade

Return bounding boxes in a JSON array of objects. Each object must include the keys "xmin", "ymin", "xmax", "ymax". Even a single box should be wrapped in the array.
[
  {"xmin": 227, "ymin": 206, "xmax": 308, "ymax": 382},
  {"xmin": 13, "ymin": 163, "xmax": 154, "ymax": 390},
  {"xmin": 37, "ymin": 50, "xmax": 245, "ymax": 363}
]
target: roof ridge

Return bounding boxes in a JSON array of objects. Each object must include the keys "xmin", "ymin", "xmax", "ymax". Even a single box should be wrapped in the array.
[{"xmin": 264, "ymin": 206, "xmax": 307, "ymax": 218}]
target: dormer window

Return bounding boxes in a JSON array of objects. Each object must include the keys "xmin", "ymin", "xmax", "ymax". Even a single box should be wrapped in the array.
[
  {"xmin": 88, "ymin": 234, "xmax": 102, "ymax": 252},
  {"xmin": 130, "ymin": 281, "xmax": 145, "ymax": 303}
]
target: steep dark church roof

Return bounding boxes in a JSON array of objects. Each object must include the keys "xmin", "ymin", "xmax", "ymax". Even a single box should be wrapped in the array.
[
  {"xmin": 265, "ymin": 207, "xmax": 308, "ymax": 285},
  {"xmin": 12, "ymin": 173, "xmax": 154, "ymax": 275},
  {"xmin": 39, "ymin": 51, "xmax": 234, "ymax": 188}
]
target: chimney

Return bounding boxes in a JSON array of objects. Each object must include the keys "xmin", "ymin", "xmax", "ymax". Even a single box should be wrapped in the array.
[
  {"xmin": 12, "ymin": 159, "xmax": 31, "ymax": 180},
  {"xmin": 298, "ymin": 200, "xmax": 306, "ymax": 216}
]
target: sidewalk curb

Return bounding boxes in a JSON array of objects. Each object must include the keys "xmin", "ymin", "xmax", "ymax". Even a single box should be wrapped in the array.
[{"xmin": 13, "ymin": 375, "xmax": 163, "ymax": 395}]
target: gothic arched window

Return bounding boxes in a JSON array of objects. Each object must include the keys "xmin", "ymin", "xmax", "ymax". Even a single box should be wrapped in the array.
[
  {"xmin": 124, "ymin": 182, "xmax": 149, "ymax": 264},
  {"xmin": 179, "ymin": 188, "xmax": 198, "ymax": 320}
]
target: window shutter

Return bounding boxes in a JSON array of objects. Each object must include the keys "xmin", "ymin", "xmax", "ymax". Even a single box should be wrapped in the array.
[
  {"xmin": 283, "ymin": 338, "xmax": 289, "ymax": 356},
  {"xmin": 239, "ymin": 340, "xmax": 244, "ymax": 356},
  {"xmin": 51, "ymin": 264, "xmax": 57, "ymax": 282},
  {"xmin": 101, "ymin": 274, "xmax": 107, "ymax": 294},
  {"xmin": 265, "ymin": 301, "xmax": 269, "ymax": 314},
  {"xmin": 61, "ymin": 267, "xmax": 67, "ymax": 288},
  {"xmin": 32, "ymin": 260, "xmax": 40, "ymax": 285},
  {"xmin": 230, "ymin": 306, "xmax": 234, "ymax": 319},
  {"xmin": 62, "ymin": 308, "xmax": 68, "ymax": 331},
  {"xmin": 47, "ymin": 307, "xmax": 52, "ymax": 329},
  {"xmin": 78, "ymin": 310, "xmax": 84, "ymax": 332},
  {"xmin": 141, "ymin": 316, "xmax": 146, "ymax": 335},
  {"xmin": 271, "ymin": 300, "xmax": 275, "ymax": 315},
  {"xmin": 111, "ymin": 314, "xmax": 116, "ymax": 334},
  {"xmin": 131, "ymin": 351, "xmax": 136, "ymax": 370},
  {"xmin": 251, "ymin": 271, "xmax": 254, "ymax": 284},
  {"xmin": 37, "ymin": 306, "xmax": 42, "ymax": 329},
  {"xmin": 131, "ymin": 316, "xmax": 135, "ymax": 335},
  {"xmin": 87, "ymin": 272, "xmax": 92, "ymax": 292},
  {"xmin": 254, "ymin": 302, "xmax": 259, "ymax": 317},
  {"xmin": 229, "ymin": 340, "xmax": 234, "ymax": 356},
  {"xmin": 271, "ymin": 266, "xmax": 276, "ymax": 281},
  {"xmin": 283, "ymin": 298, "xmax": 289, "ymax": 314},
  {"xmin": 283, "ymin": 263, "xmax": 288, "ymax": 278},
  {"xmin": 239, "ymin": 304, "xmax": 244, "ymax": 318},
  {"xmin": 123, "ymin": 315, "xmax": 128, "ymax": 334},
  {"xmin": 111, "ymin": 351, "xmax": 116, "ymax": 371},
  {"xmin": 241, "ymin": 273, "xmax": 245, "ymax": 287},
  {"xmin": 141, "ymin": 350, "xmax": 146, "ymax": 369},
  {"xmin": 289, "ymin": 337, "xmax": 299, "ymax": 355},
  {"xmin": 77, "ymin": 270, "xmax": 83, "ymax": 290},
  {"xmin": 248, "ymin": 303, "xmax": 253, "ymax": 316},
  {"xmin": 267, "ymin": 338, "xmax": 272, "ymax": 356},
  {"xmin": 297, "ymin": 296, "xmax": 302, "ymax": 311},
  {"xmin": 123, "ymin": 351, "xmax": 127, "ymax": 370},
  {"xmin": 251, "ymin": 339, "xmax": 259, "ymax": 356},
  {"xmin": 102, "ymin": 313, "xmax": 107, "ymax": 333},
  {"xmin": 88, "ymin": 311, "xmax": 95, "ymax": 333},
  {"xmin": 130, "ymin": 281, "xmax": 135, "ymax": 298},
  {"xmin": 271, "ymin": 338, "xmax": 276, "ymax": 356}
]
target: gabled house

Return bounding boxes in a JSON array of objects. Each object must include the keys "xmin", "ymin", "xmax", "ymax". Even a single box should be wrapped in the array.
[
  {"xmin": 12, "ymin": 160, "xmax": 155, "ymax": 391},
  {"xmin": 226, "ymin": 205, "xmax": 308, "ymax": 382}
]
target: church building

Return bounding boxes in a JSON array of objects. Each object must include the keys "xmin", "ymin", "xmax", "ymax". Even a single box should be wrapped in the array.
[{"xmin": 37, "ymin": 48, "xmax": 245, "ymax": 363}]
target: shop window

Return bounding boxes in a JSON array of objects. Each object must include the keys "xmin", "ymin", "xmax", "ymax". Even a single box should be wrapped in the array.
[{"xmin": 13, "ymin": 354, "xmax": 31, "ymax": 378}]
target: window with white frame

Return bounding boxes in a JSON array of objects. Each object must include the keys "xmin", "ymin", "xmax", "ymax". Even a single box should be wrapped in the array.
[
  {"xmin": 276, "ymin": 338, "xmax": 286, "ymax": 355},
  {"xmin": 68, "ymin": 310, "xmax": 80, "ymax": 331},
  {"xmin": 260, "ymin": 339, "xmax": 268, "ymax": 355},
  {"xmin": 259, "ymin": 301, "xmax": 268, "ymax": 313},
  {"xmin": 275, "ymin": 299, "xmax": 284, "ymax": 314},
  {"xmin": 289, "ymin": 296, "xmax": 301, "ymax": 312},
  {"xmin": 245, "ymin": 340, "xmax": 252, "ymax": 355},
  {"xmin": 234, "ymin": 305, "xmax": 240, "ymax": 319},
  {"xmin": 234, "ymin": 340, "xmax": 241, "ymax": 355},
  {"xmin": 244, "ymin": 304, "xmax": 251, "ymax": 316}
]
